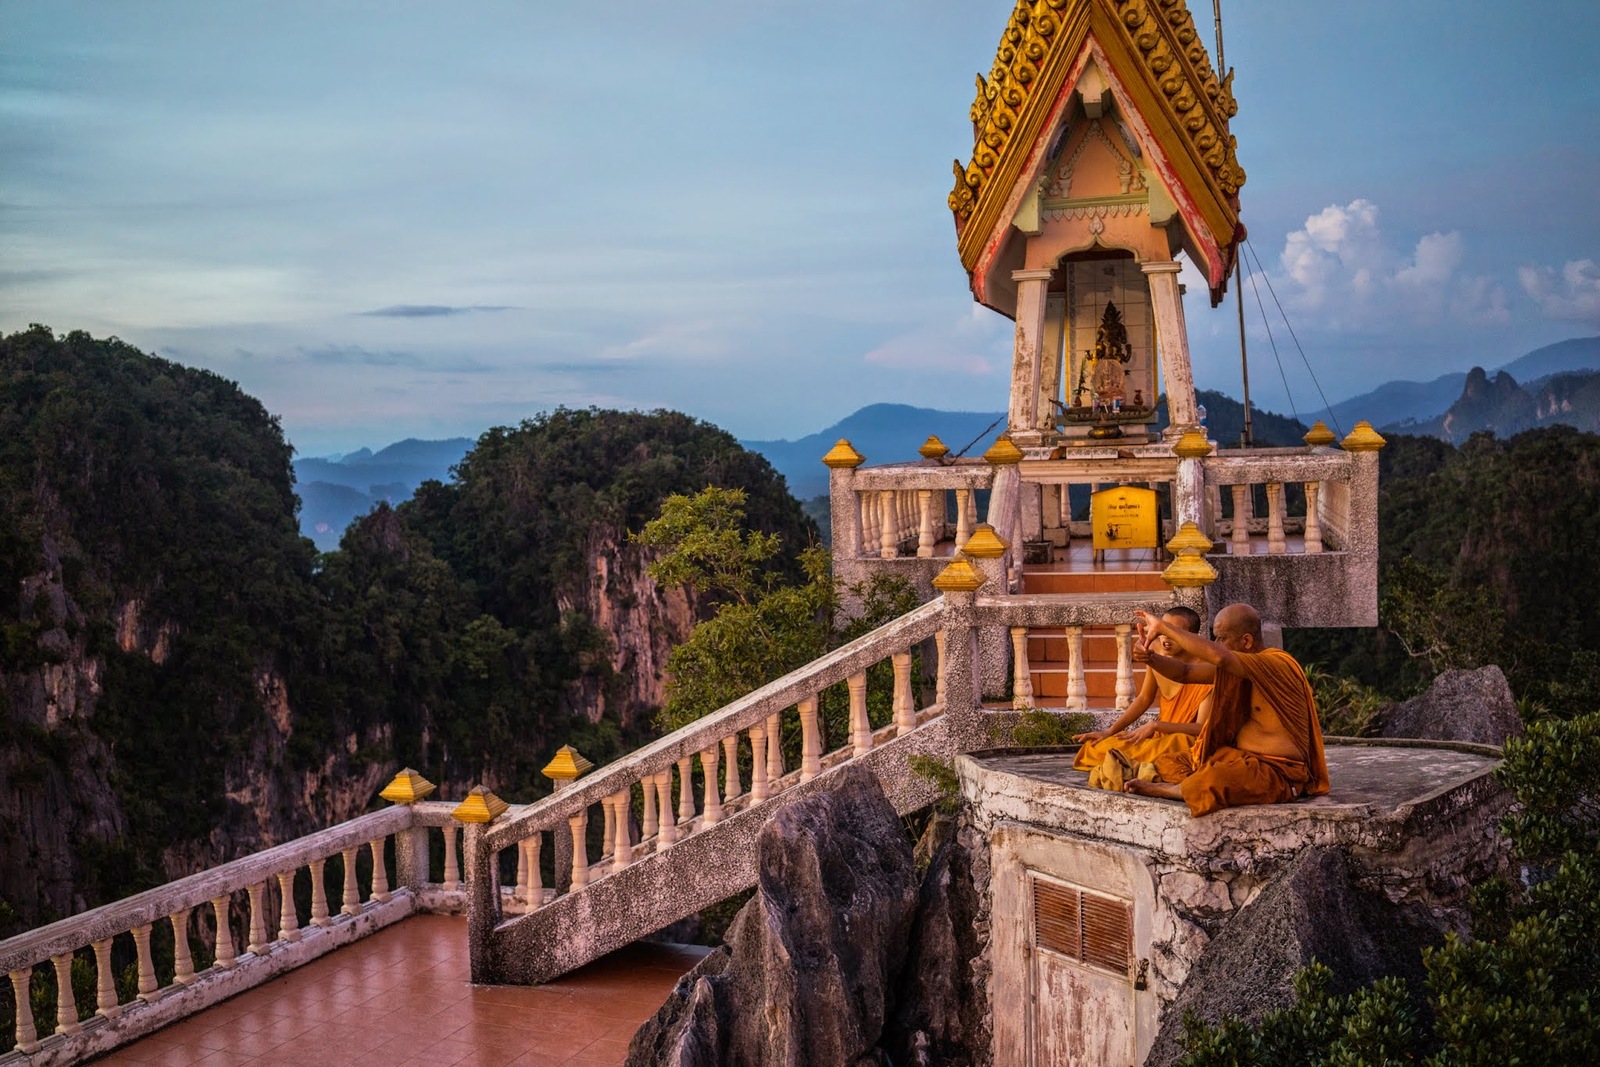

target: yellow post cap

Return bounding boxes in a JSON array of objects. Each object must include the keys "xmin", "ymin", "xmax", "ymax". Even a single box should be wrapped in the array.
[
  {"xmin": 1165, "ymin": 521, "xmax": 1215, "ymax": 557},
  {"xmin": 932, "ymin": 557, "xmax": 987, "ymax": 593},
  {"xmin": 982, "ymin": 433, "xmax": 1024, "ymax": 465},
  {"xmin": 821, "ymin": 439, "xmax": 866, "ymax": 468},
  {"xmin": 1341, "ymin": 420, "xmax": 1387, "ymax": 451},
  {"xmin": 1173, "ymin": 428, "xmax": 1213, "ymax": 459},
  {"xmin": 452, "ymin": 785, "xmax": 510, "ymax": 824},
  {"xmin": 379, "ymin": 768, "xmax": 436, "ymax": 805},
  {"xmin": 961, "ymin": 522, "xmax": 1009, "ymax": 559},
  {"xmin": 542, "ymin": 745, "xmax": 594, "ymax": 783},
  {"xmin": 918, "ymin": 435, "xmax": 950, "ymax": 460},
  {"xmin": 1303, "ymin": 420, "xmax": 1337, "ymax": 447},
  {"xmin": 1161, "ymin": 554, "xmax": 1219, "ymax": 588}
]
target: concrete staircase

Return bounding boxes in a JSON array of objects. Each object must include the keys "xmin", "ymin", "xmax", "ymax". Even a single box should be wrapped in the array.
[{"xmin": 1020, "ymin": 562, "xmax": 1169, "ymax": 711}]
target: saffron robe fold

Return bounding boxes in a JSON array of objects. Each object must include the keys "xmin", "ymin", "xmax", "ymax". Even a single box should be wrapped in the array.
[
  {"xmin": 1153, "ymin": 647, "xmax": 1329, "ymax": 817},
  {"xmin": 1073, "ymin": 677, "xmax": 1210, "ymax": 771}
]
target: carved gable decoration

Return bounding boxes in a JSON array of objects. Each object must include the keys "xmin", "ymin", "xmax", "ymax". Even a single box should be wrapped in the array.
[{"xmin": 1046, "ymin": 120, "xmax": 1147, "ymax": 200}]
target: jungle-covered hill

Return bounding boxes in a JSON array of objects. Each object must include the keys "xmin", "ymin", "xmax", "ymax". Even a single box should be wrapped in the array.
[{"xmin": 0, "ymin": 326, "xmax": 815, "ymax": 931}]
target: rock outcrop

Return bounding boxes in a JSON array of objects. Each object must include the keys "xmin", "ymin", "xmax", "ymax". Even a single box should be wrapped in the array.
[
  {"xmin": 1373, "ymin": 665, "xmax": 1521, "ymax": 747},
  {"xmin": 1143, "ymin": 848, "xmax": 1449, "ymax": 1067},
  {"xmin": 627, "ymin": 764, "xmax": 922, "ymax": 1067}
]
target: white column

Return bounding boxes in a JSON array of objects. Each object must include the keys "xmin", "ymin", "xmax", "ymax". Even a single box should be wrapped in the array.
[
  {"xmin": 849, "ymin": 671, "xmax": 872, "ymax": 755},
  {"xmin": 1143, "ymin": 261, "xmax": 1198, "ymax": 433},
  {"xmin": 612, "ymin": 791, "xmax": 632, "ymax": 872},
  {"xmin": 526, "ymin": 833, "xmax": 543, "ymax": 902},
  {"xmin": 1039, "ymin": 292, "xmax": 1068, "ymax": 431},
  {"xmin": 51, "ymin": 954, "xmax": 80, "ymax": 1034},
  {"xmin": 1010, "ymin": 627, "xmax": 1033, "ymax": 707},
  {"xmin": 276, "ymin": 871, "xmax": 300, "ymax": 942},
  {"xmin": 1267, "ymin": 482, "xmax": 1286, "ymax": 553},
  {"xmin": 340, "ymin": 847, "xmax": 361, "ymax": 916},
  {"xmin": 131, "ymin": 924, "xmax": 158, "ymax": 1001},
  {"xmin": 641, "ymin": 773, "xmax": 659, "ymax": 839},
  {"xmin": 700, "ymin": 747, "xmax": 723, "ymax": 825},
  {"xmin": 246, "ymin": 882, "xmax": 270, "ymax": 954},
  {"xmin": 892, "ymin": 651, "xmax": 917, "ymax": 732},
  {"xmin": 369, "ymin": 839, "xmax": 391, "ymax": 903},
  {"xmin": 441, "ymin": 830, "xmax": 460, "ymax": 892},
  {"xmin": 211, "ymin": 895, "xmax": 237, "ymax": 967},
  {"xmin": 568, "ymin": 811, "xmax": 589, "ymax": 889},
  {"xmin": 514, "ymin": 837, "xmax": 530, "ymax": 906},
  {"xmin": 722, "ymin": 733, "xmax": 742, "ymax": 801},
  {"xmin": 600, "ymin": 794, "xmax": 616, "ymax": 859},
  {"xmin": 1066, "ymin": 627, "xmax": 1087, "ymax": 711},
  {"xmin": 308, "ymin": 858, "xmax": 332, "ymax": 923},
  {"xmin": 170, "ymin": 909, "xmax": 196, "ymax": 985},
  {"xmin": 748, "ymin": 723, "xmax": 769, "ymax": 803},
  {"xmin": 1009, "ymin": 267, "xmax": 1055, "ymax": 442},
  {"xmin": 879, "ymin": 490, "xmax": 897, "ymax": 558},
  {"xmin": 8, "ymin": 968, "xmax": 39, "ymax": 1052},
  {"xmin": 799, "ymin": 697, "xmax": 823, "ymax": 782},
  {"xmin": 655, "ymin": 772, "xmax": 677, "ymax": 848},
  {"xmin": 1304, "ymin": 481, "xmax": 1323, "ymax": 553},
  {"xmin": 1114, "ymin": 624, "xmax": 1135, "ymax": 710},
  {"xmin": 676, "ymin": 756, "xmax": 696, "ymax": 827},
  {"xmin": 92, "ymin": 938, "xmax": 120, "ymax": 1018},
  {"xmin": 766, "ymin": 712, "xmax": 784, "ymax": 783},
  {"xmin": 917, "ymin": 489, "xmax": 935, "ymax": 557}
]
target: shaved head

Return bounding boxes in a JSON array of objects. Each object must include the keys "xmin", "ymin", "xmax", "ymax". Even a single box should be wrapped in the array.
[{"xmin": 1213, "ymin": 603, "xmax": 1263, "ymax": 651}]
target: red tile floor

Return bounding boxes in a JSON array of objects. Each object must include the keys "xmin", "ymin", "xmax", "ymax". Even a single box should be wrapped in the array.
[{"xmin": 92, "ymin": 915, "xmax": 707, "ymax": 1067}]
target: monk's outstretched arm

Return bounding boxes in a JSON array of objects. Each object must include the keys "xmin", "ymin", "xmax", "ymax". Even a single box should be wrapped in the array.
[
  {"xmin": 1135, "ymin": 610, "xmax": 1245, "ymax": 675},
  {"xmin": 1132, "ymin": 641, "xmax": 1217, "ymax": 684}
]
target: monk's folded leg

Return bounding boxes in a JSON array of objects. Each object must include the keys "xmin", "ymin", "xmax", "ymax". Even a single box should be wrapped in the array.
[
  {"xmin": 1177, "ymin": 748, "xmax": 1297, "ymax": 817},
  {"xmin": 1154, "ymin": 750, "xmax": 1195, "ymax": 784}
]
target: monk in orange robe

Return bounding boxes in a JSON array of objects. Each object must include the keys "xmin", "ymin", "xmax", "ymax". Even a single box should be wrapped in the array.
[
  {"xmin": 1122, "ymin": 604, "xmax": 1329, "ymax": 816},
  {"xmin": 1072, "ymin": 606, "xmax": 1212, "ymax": 773}
]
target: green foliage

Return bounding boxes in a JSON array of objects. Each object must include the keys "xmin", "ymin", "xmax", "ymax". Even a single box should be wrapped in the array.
[
  {"xmin": 1378, "ymin": 558, "xmax": 1507, "ymax": 676},
  {"xmin": 1009, "ymin": 709, "xmax": 1094, "ymax": 746},
  {"xmin": 633, "ymin": 486, "xmax": 782, "ymax": 604},
  {"xmin": 907, "ymin": 755, "xmax": 961, "ymax": 815},
  {"xmin": 1304, "ymin": 664, "xmax": 1388, "ymax": 738}
]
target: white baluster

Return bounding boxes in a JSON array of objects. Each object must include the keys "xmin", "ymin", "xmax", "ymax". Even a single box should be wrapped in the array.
[
  {"xmin": 749, "ymin": 722, "xmax": 769, "ymax": 803},
  {"xmin": 92, "ymin": 938, "xmax": 120, "ymax": 1018},
  {"xmin": 656, "ymin": 772, "xmax": 677, "ymax": 849},
  {"xmin": 955, "ymin": 489, "xmax": 972, "ymax": 550},
  {"xmin": 893, "ymin": 651, "xmax": 916, "ymax": 732},
  {"xmin": 1231, "ymin": 485, "xmax": 1250, "ymax": 554},
  {"xmin": 676, "ymin": 756, "xmax": 695, "ymax": 828},
  {"xmin": 1207, "ymin": 482, "xmax": 1224, "ymax": 541},
  {"xmin": 8, "ymin": 968, "xmax": 38, "ymax": 1052},
  {"xmin": 212, "ymin": 895, "xmax": 237, "ymax": 967},
  {"xmin": 701, "ymin": 746, "xmax": 722, "ymax": 826},
  {"xmin": 369, "ymin": 839, "xmax": 391, "ymax": 902},
  {"xmin": 310, "ymin": 859, "xmax": 332, "ymax": 924},
  {"xmin": 131, "ymin": 923, "xmax": 158, "ymax": 1000},
  {"xmin": 569, "ymin": 811, "xmax": 589, "ymax": 890},
  {"xmin": 1066, "ymin": 626, "xmax": 1086, "ymax": 711},
  {"xmin": 340, "ymin": 847, "xmax": 361, "ymax": 916},
  {"xmin": 641, "ymin": 773, "xmax": 659, "ymax": 840},
  {"xmin": 1114, "ymin": 624, "xmax": 1134, "ymax": 710},
  {"xmin": 879, "ymin": 490, "xmax": 897, "ymax": 558},
  {"xmin": 1304, "ymin": 481, "xmax": 1322, "ymax": 553},
  {"xmin": 528, "ymin": 833, "xmax": 543, "ymax": 903},
  {"xmin": 1010, "ymin": 627, "xmax": 1033, "ymax": 708},
  {"xmin": 442, "ymin": 829, "xmax": 460, "ymax": 892},
  {"xmin": 859, "ymin": 491, "xmax": 874, "ymax": 555},
  {"xmin": 799, "ymin": 697, "xmax": 823, "ymax": 782},
  {"xmin": 935, "ymin": 631, "xmax": 948, "ymax": 706},
  {"xmin": 513, "ymin": 837, "xmax": 528, "ymax": 906},
  {"xmin": 51, "ymin": 953, "xmax": 80, "ymax": 1034},
  {"xmin": 849, "ymin": 671, "xmax": 872, "ymax": 755},
  {"xmin": 170, "ymin": 909, "xmax": 196, "ymax": 985},
  {"xmin": 917, "ymin": 489, "xmax": 934, "ymax": 557},
  {"xmin": 611, "ymin": 790, "xmax": 632, "ymax": 872},
  {"xmin": 246, "ymin": 882, "xmax": 270, "ymax": 954},
  {"xmin": 722, "ymin": 734, "xmax": 742, "ymax": 802},
  {"xmin": 276, "ymin": 871, "xmax": 300, "ymax": 942},
  {"xmin": 766, "ymin": 711, "xmax": 783, "ymax": 784},
  {"xmin": 1267, "ymin": 481, "xmax": 1286, "ymax": 554},
  {"xmin": 600, "ymin": 794, "xmax": 616, "ymax": 859}
]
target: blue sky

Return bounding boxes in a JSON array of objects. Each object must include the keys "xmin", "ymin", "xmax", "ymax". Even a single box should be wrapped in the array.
[{"xmin": 3, "ymin": 1, "xmax": 1598, "ymax": 454}]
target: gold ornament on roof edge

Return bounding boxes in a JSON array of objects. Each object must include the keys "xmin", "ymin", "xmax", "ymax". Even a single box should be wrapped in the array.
[
  {"xmin": 983, "ymin": 434, "xmax": 1024, "ymax": 465},
  {"xmin": 961, "ymin": 523, "xmax": 1009, "ymax": 559},
  {"xmin": 918, "ymin": 435, "xmax": 950, "ymax": 460},
  {"xmin": 542, "ymin": 745, "xmax": 594, "ymax": 783},
  {"xmin": 932, "ymin": 557, "xmax": 987, "ymax": 593},
  {"xmin": 1173, "ymin": 428, "xmax": 1213, "ymax": 458},
  {"xmin": 1341, "ymin": 421, "xmax": 1387, "ymax": 452},
  {"xmin": 452, "ymin": 785, "xmax": 510, "ymax": 824},
  {"xmin": 379, "ymin": 768, "xmax": 436, "ymax": 805},
  {"xmin": 821, "ymin": 439, "xmax": 866, "ymax": 468},
  {"xmin": 1303, "ymin": 421, "xmax": 1336, "ymax": 447}
]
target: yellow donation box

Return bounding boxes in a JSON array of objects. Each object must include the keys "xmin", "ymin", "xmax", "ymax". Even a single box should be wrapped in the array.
[{"xmin": 1090, "ymin": 486, "xmax": 1160, "ymax": 550}]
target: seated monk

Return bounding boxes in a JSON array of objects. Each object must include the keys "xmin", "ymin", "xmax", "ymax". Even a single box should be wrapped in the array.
[
  {"xmin": 1122, "ymin": 604, "xmax": 1329, "ymax": 816},
  {"xmin": 1072, "ymin": 606, "xmax": 1212, "ymax": 773}
]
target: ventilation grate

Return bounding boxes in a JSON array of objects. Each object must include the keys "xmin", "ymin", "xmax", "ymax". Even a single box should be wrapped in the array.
[{"xmin": 1031, "ymin": 875, "xmax": 1133, "ymax": 977}]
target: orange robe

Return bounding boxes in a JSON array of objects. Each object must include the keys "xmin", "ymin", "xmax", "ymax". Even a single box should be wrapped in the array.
[
  {"xmin": 1073, "ymin": 677, "xmax": 1210, "ymax": 771},
  {"xmin": 1154, "ymin": 647, "xmax": 1329, "ymax": 817}
]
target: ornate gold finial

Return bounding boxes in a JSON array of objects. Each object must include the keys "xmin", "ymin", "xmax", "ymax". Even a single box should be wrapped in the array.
[
  {"xmin": 961, "ymin": 523, "xmax": 1009, "ymax": 559},
  {"xmin": 1341, "ymin": 421, "xmax": 1387, "ymax": 452},
  {"xmin": 379, "ymin": 768, "xmax": 436, "ymax": 805},
  {"xmin": 983, "ymin": 433, "xmax": 1024, "ymax": 465},
  {"xmin": 452, "ymin": 785, "xmax": 509, "ymax": 824},
  {"xmin": 1165, "ymin": 521, "xmax": 1214, "ymax": 557},
  {"xmin": 1173, "ymin": 428, "xmax": 1213, "ymax": 458},
  {"xmin": 932, "ymin": 557, "xmax": 987, "ymax": 593},
  {"xmin": 918, "ymin": 435, "xmax": 950, "ymax": 460},
  {"xmin": 1303, "ymin": 420, "xmax": 1336, "ymax": 447},
  {"xmin": 821, "ymin": 439, "xmax": 866, "ymax": 468},
  {"xmin": 1161, "ymin": 553, "xmax": 1219, "ymax": 588},
  {"xmin": 542, "ymin": 745, "xmax": 594, "ymax": 785}
]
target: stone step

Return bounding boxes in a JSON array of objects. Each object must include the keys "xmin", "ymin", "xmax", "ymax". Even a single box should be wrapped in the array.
[{"xmin": 1031, "ymin": 667, "xmax": 1121, "ymax": 699}]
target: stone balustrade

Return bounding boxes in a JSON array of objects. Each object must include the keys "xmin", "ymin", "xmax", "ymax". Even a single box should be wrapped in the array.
[{"xmin": 0, "ymin": 800, "xmax": 469, "ymax": 1065}]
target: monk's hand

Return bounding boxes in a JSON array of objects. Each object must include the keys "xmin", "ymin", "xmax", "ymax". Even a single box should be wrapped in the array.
[
  {"xmin": 1074, "ymin": 729, "xmax": 1110, "ymax": 743},
  {"xmin": 1126, "ymin": 723, "xmax": 1157, "ymax": 742},
  {"xmin": 1132, "ymin": 643, "xmax": 1152, "ymax": 663},
  {"xmin": 1133, "ymin": 609, "xmax": 1162, "ymax": 649}
]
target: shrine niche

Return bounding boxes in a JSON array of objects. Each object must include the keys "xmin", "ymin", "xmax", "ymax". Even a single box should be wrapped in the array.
[{"xmin": 1056, "ymin": 257, "xmax": 1156, "ymax": 440}]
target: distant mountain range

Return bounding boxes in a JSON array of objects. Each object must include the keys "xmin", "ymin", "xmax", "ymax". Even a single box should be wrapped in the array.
[{"xmin": 294, "ymin": 437, "xmax": 472, "ymax": 549}]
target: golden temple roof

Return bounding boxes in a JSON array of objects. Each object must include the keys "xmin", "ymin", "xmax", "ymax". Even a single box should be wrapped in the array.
[{"xmin": 950, "ymin": 0, "xmax": 1245, "ymax": 304}]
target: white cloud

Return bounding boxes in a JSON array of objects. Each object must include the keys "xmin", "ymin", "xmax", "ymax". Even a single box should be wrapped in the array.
[
  {"xmin": 1518, "ymin": 259, "xmax": 1600, "ymax": 324},
  {"xmin": 861, "ymin": 305, "xmax": 1007, "ymax": 376},
  {"xmin": 1273, "ymin": 199, "xmax": 1508, "ymax": 328}
]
